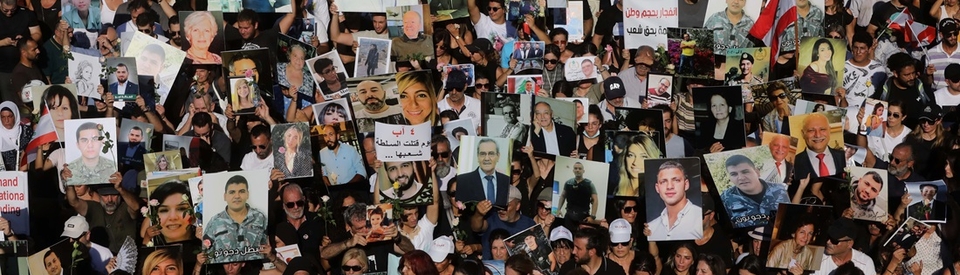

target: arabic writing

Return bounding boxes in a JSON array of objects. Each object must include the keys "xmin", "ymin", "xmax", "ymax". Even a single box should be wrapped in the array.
[
  {"xmin": 375, "ymin": 122, "xmax": 432, "ymax": 162},
  {"xmin": 625, "ymin": 7, "xmax": 678, "ymax": 19}
]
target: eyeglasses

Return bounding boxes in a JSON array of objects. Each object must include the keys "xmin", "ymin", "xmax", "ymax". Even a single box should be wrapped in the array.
[
  {"xmin": 284, "ymin": 200, "xmax": 305, "ymax": 208},
  {"xmin": 251, "ymin": 144, "xmax": 268, "ymax": 150},
  {"xmin": 945, "ymin": 31, "xmax": 958, "ymax": 38},
  {"xmin": 476, "ymin": 83, "xmax": 492, "ymax": 89},
  {"xmin": 342, "ymin": 265, "xmax": 363, "ymax": 272},
  {"xmin": 769, "ymin": 93, "xmax": 787, "ymax": 100},
  {"xmin": 888, "ymin": 112, "xmax": 902, "ymax": 119},
  {"xmin": 544, "ymin": 59, "xmax": 559, "ymax": 64},
  {"xmin": 432, "ymin": 151, "xmax": 451, "ymax": 158},
  {"xmin": 611, "ymin": 241, "xmax": 630, "ymax": 247},
  {"xmin": 621, "ymin": 206, "xmax": 636, "ymax": 213},
  {"xmin": 322, "ymin": 68, "xmax": 337, "ymax": 74},
  {"xmin": 487, "ymin": 6, "xmax": 501, "ymax": 12},
  {"xmin": 920, "ymin": 118, "xmax": 936, "ymax": 125},
  {"xmin": 512, "ymin": 169, "xmax": 522, "ymax": 174},
  {"xmin": 444, "ymin": 86, "xmax": 463, "ymax": 93}
]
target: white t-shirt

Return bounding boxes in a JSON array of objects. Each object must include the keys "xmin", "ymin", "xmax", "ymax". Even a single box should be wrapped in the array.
[
  {"xmin": 473, "ymin": 13, "xmax": 507, "ymax": 42},
  {"xmin": 437, "ymin": 96, "xmax": 482, "ymax": 131},
  {"xmin": 812, "ymin": 250, "xmax": 877, "ymax": 275},
  {"xmin": 176, "ymin": 112, "xmax": 230, "ymax": 138},
  {"xmin": 935, "ymin": 87, "xmax": 960, "ymax": 107},
  {"xmin": 403, "ymin": 215, "xmax": 437, "ymax": 251},
  {"xmin": 240, "ymin": 152, "xmax": 275, "ymax": 171},
  {"xmin": 866, "ymin": 127, "xmax": 910, "ymax": 163}
]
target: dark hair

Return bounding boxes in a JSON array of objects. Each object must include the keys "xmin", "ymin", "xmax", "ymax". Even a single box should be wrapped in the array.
[
  {"xmin": 454, "ymin": 259, "xmax": 489, "ymax": 275},
  {"xmin": 573, "ymin": 227, "xmax": 606, "ymax": 257},
  {"xmin": 250, "ymin": 124, "xmax": 270, "ymax": 139},
  {"xmin": 852, "ymin": 30, "xmax": 873, "ymax": 48},
  {"xmin": 16, "ymin": 38, "xmax": 35, "ymax": 51},
  {"xmin": 452, "ymin": 127, "xmax": 468, "ymax": 136},
  {"xmin": 127, "ymin": 0, "xmax": 149, "ymax": 12},
  {"xmin": 130, "ymin": 126, "xmax": 143, "ymax": 135},
  {"xmin": 225, "ymin": 175, "xmax": 249, "ymax": 191},
  {"xmin": 75, "ymin": 122, "xmax": 99, "ymax": 139},
  {"xmin": 665, "ymin": 242, "xmax": 698, "ymax": 275},
  {"xmin": 833, "ymin": 261, "xmax": 866, "ymax": 275},
  {"xmin": 191, "ymin": 112, "xmax": 212, "ymax": 128},
  {"xmin": 149, "ymin": 180, "xmax": 190, "ymax": 204},
  {"xmin": 734, "ymin": 254, "xmax": 765, "ymax": 275},
  {"xmin": 229, "ymin": 53, "xmax": 259, "ymax": 75},
  {"xmin": 630, "ymin": 252, "xmax": 658, "ymax": 274},
  {"xmin": 438, "ymin": 110, "xmax": 460, "ymax": 121},
  {"xmin": 545, "ymin": 44, "xmax": 561, "ymax": 58},
  {"xmin": 505, "ymin": 254, "xmax": 536, "ymax": 275},
  {"xmin": 549, "ymin": 28, "xmax": 569, "ymax": 42},
  {"xmin": 237, "ymin": 9, "xmax": 260, "ymax": 24},
  {"xmin": 168, "ymin": 15, "xmax": 180, "ymax": 27},
  {"xmin": 724, "ymin": 154, "xmax": 757, "ymax": 170},
  {"xmin": 398, "ymin": 250, "xmax": 440, "ymax": 275},
  {"xmin": 488, "ymin": 0, "xmax": 505, "ymax": 7},
  {"xmin": 45, "ymin": 86, "xmax": 80, "ymax": 119},
  {"xmin": 314, "ymin": 58, "xmax": 334, "ymax": 74},
  {"xmin": 886, "ymin": 52, "xmax": 916, "ymax": 73},
  {"xmin": 650, "ymin": 104, "xmax": 674, "ymax": 119},
  {"xmin": 136, "ymin": 10, "xmax": 158, "ymax": 28},
  {"xmin": 116, "ymin": 63, "xmax": 128, "ymax": 70},
  {"xmin": 697, "ymin": 253, "xmax": 726, "ymax": 275},
  {"xmin": 489, "ymin": 228, "xmax": 511, "ymax": 246}
]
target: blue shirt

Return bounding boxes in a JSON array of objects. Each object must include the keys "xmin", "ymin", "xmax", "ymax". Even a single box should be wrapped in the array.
[
  {"xmin": 62, "ymin": 6, "xmax": 102, "ymax": 30},
  {"xmin": 318, "ymin": 142, "xmax": 366, "ymax": 185},
  {"xmin": 482, "ymin": 214, "xmax": 535, "ymax": 260},
  {"xmin": 479, "ymin": 169, "xmax": 499, "ymax": 200}
]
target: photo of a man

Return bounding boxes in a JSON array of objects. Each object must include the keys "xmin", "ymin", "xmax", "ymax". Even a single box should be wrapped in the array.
[
  {"xmin": 906, "ymin": 181, "xmax": 948, "ymax": 223},
  {"xmin": 530, "ymin": 101, "xmax": 576, "ymax": 156},
  {"xmin": 64, "ymin": 119, "xmax": 118, "ymax": 185},
  {"xmin": 645, "ymin": 158, "xmax": 703, "ymax": 241},
  {"xmin": 118, "ymin": 120, "xmax": 150, "ymax": 169},
  {"xmin": 353, "ymin": 78, "xmax": 406, "ymax": 133},
  {"xmin": 763, "ymin": 133, "xmax": 795, "ymax": 183},
  {"xmin": 108, "ymin": 61, "xmax": 139, "ymax": 101},
  {"xmin": 849, "ymin": 168, "xmax": 888, "ymax": 222},
  {"xmin": 317, "ymin": 124, "xmax": 367, "ymax": 186},
  {"xmin": 202, "ymin": 172, "xmax": 269, "ymax": 263},
  {"xmin": 719, "ymin": 155, "xmax": 789, "ymax": 228},
  {"xmin": 556, "ymin": 162, "xmax": 598, "ymax": 220},
  {"xmin": 457, "ymin": 137, "xmax": 512, "ymax": 206},
  {"xmin": 791, "ymin": 112, "xmax": 845, "ymax": 180},
  {"xmin": 379, "ymin": 161, "xmax": 426, "ymax": 201}
]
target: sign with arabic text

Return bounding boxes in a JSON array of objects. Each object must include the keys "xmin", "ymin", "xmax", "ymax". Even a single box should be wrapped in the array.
[
  {"xmin": 623, "ymin": 0, "xmax": 678, "ymax": 49},
  {"xmin": 375, "ymin": 122, "xmax": 432, "ymax": 161}
]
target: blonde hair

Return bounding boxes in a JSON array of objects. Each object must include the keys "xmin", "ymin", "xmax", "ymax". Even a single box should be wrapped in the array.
[
  {"xmin": 184, "ymin": 11, "xmax": 218, "ymax": 43},
  {"xmin": 231, "ymin": 78, "xmax": 255, "ymax": 106},
  {"xmin": 395, "ymin": 71, "xmax": 438, "ymax": 125},
  {"xmin": 141, "ymin": 249, "xmax": 182, "ymax": 275},
  {"xmin": 341, "ymin": 248, "xmax": 369, "ymax": 272},
  {"xmin": 616, "ymin": 134, "xmax": 661, "ymax": 196}
]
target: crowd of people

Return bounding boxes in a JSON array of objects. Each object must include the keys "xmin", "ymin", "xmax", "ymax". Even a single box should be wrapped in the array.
[{"xmin": 1, "ymin": 0, "xmax": 960, "ymax": 274}]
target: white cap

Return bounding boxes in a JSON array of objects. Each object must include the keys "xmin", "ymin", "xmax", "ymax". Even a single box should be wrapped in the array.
[
  {"xmin": 427, "ymin": 236, "xmax": 454, "ymax": 262},
  {"xmin": 62, "ymin": 215, "xmax": 89, "ymax": 239},
  {"xmin": 549, "ymin": 226, "xmax": 573, "ymax": 242},
  {"xmin": 609, "ymin": 218, "xmax": 632, "ymax": 243}
]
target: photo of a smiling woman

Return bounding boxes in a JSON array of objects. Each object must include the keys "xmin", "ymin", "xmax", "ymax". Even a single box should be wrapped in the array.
[
  {"xmin": 142, "ymin": 180, "xmax": 197, "ymax": 246},
  {"xmin": 181, "ymin": 11, "xmax": 223, "ymax": 64},
  {"xmin": 396, "ymin": 71, "xmax": 438, "ymax": 126}
]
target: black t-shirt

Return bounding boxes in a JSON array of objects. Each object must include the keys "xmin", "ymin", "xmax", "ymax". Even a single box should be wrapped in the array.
[
  {"xmin": 594, "ymin": 6, "xmax": 623, "ymax": 37},
  {"xmin": 226, "ymin": 24, "xmax": 280, "ymax": 52},
  {"xmin": 557, "ymin": 257, "xmax": 626, "ymax": 275},
  {"xmin": 10, "ymin": 63, "xmax": 47, "ymax": 94},
  {"xmin": 870, "ymin": 2, "xmax": 922, "ymax": 30},
  {"xmin": 0, "ymin": 9, "xmax": 40, "ymax": 72}
]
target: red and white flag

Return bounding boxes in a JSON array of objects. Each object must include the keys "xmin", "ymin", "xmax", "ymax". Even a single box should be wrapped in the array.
[
  {"xmin": 908, "ymin": 20, "xmax": 937, "ymax": 47},
  {"xmin": 749, "ymin": 0, "xmax": 796, "ymax": 67},
  {"xmin": 21, "ymin": 104, "xmax": 58, "ymax": 165}
]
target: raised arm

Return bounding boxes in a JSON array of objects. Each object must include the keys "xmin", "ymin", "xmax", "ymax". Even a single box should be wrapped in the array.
[
  {"xmin": 468, "ymin": 0, "xmax": 481, "ymax": 24},
  {"xmin": 65, "ymin": 175, "xmax": 90, "ymax": 216},
  {"xmin": 426, "ymin": 161, "xmax": 440, "ymax": 224}
]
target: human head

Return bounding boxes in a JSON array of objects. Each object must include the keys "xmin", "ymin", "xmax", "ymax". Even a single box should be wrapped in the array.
[
  {"xmin": 250, "ymin": 124, "xmax": 271, "ymax": 159},
  {"xmin": 319, "ymin": 102, "xmax": 348, "ymax": 125},
  {"xmin": 734, "ymin": 254, "xmax": 764, "ymax": 275},
  {"xmin": 114, "ymin": 63, "xmax": 130, "ymax": 84},
  {"xmin": 287, "ymin": 44, "xmax": 307, "ymax": 68},
  {"xmin": 825, "ymin": 218, "xmax": 857, "ymax": 255},
  {"xmin": 889, "ymin": 143, "xmax": 915, "ymax": 178},
  {"xmin": 801, "ymin": 113, "xmax": 830, "ymax": 153},
  {"xmin": 156, "ymin": 154, "xmax": 169, "ymax": 171},
  {"xmin": 313, "ymin": 58, "xmax": 337, "ymax": 84},
  {"xmin": 398, "ymin": 250, "xmax": 440, "ymax": 275},
  {"xmin": 791, "ymin": 218, "xmax": 817, "ymax": 247},
  {"xmin": 236, "ymin": 9, "xmax": 261, "ymax": 40},
  {"xmin": 768, "ymin": 134, "xmax": 791, "ymax": 162},
  {"xmin": 477, "ymin": 138, "xmax": 500, "ymax": 175},
  {"xmin": 229, "ymin": 53, "xmax": 260, "ymax": 82},
  {"xmin": 341, "ymin": 248, "xmax": 369, "ymax": 275},
  {"xmin": 920, "ymin": 183, "xmax": 938, "ymax": 200},
  {"xmin": 739, "ymin": 53, "xmax": 754, "ymax": 76},
  {"xmin": 887, "ymin": 53, "xmax": 918, "ymax": 88},
  {"xmin": 282, "ymin": 183, "xmax": 306, "ymax": 220},
  {"xmin": 75, "ymin": 122, "xmax": 103, "ymax": 160},
  {"xmin": 725, "ymin": 155, "xmax": 763, "ymax": 195},
  {"xmin": 656, "ymin": 161, "xmax": 690, "ymax": 207},
  {"xmin": 396, "ymin": 71, "xmax": 438, "ymax": 125},
  {"xmin": 667, "ymin": 242, "xmax": 697, "ymax": 274},
  {"xmin": 223, "ymin": 175, "xmax": 250, "ymax": 212},
  {"xmin": 322, "ymin": 124, "xmax": 341, "ymax": 150},
  {"xmin": 1, "ymin": 0, "xmax": 18, "ymax": 17},
  {"xmin": 43, "ymin": 250, "xmax": 62, "ymax": 275},
  {"xmin": 572, "ymin": 227, "xmax": 606, "ymax": 265},
  {"xmin": 344, "ymin": 203, "xmax": 370, "ymax": 235},
  {"xmin": 490, "ymin": 229, "xmax": 510, "ymax": 260},
  {"xmin": 580, "ymin": 58, "xmax": 595, "ymax": 77},
  {"xmin": 854, "ymin": 171, "xmax": 884, "ymax": 203},
  {"xmin": 141, "ymin": 249, "xmax": 182, "ymax": 275},
  {"xmin": 356, "ymin": 80, "xmax": 387, "ymax": 111},
  {"xmin": 534, "ymin": 101, "xmax": 554, "ymax": 128},
  {"xmin": 0, "ymin": 106, "xmax": 14, "ymax": 130},
  {"xmin": 385, "ymin": 161, "xmax": 417, "ymax": 191},
  {"xmin": 148, "ymin": 181, "xmax": 193, "ymax": 242},
  {"xmin": 709, "ymin": 94, "xmax": 732, "ymax": 120},
  {"xmin": 18, "ymin": 38, "xmax": 39, "ymax": 62},
  {"xmin": 696, "ymin": 254, "xmax": 726, "ymax": 275},
  {"xmin": 137, "ymin": 44, "xmax": 166, "ymax": 76},
  {"xmin": 505, "ymin": 254, "xmax": 536, "ymax": 275},
  {"xmin": 812, "ymin": 38, "xmax": 835, "ymax": 63},
  {"xmin": 486, "ymin": 0, "xmax": 506, "ymax": 21},
  {"xmin": 184, "ymin": 11, "xmax": 218, "ymax": 51},
  {"xmin": 402, "ymin": 11, "xmax": 422, "ymax": 39},
  {"xmin": 621, "ymin": 134, "xmax": 662, "ymax": 180},
  {"xmin": 941, "ymin": 18, "xmax": 959, "ymax": 47}
]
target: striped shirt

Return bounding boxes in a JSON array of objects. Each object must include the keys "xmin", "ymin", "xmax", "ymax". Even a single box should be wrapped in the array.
[{"xmin": 926, "ymin": 43, "xmax": 960, "ymax": 90}]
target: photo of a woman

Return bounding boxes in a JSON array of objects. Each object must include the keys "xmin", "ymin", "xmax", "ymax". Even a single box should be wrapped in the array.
[
  {"xmin": 278, "ymin": 43, "xmax": 316, "ymax": 97},
  {"xmin": 699, "ymin": 93, "xmax": 746, "ymax": 152},
  {"xmin": 63, "ymin": 0, "xmax": 101, "ymax": 30},
  {"xmin": 314, "ymin": 100, "xmax": 352, "ymax": 125},
  {"xmin": 45, "ymin": 85, "xmax": 81, "ymax": 141},
  {"xmin": 767, "ymin": 218, "xmax": 821, "ymax": 270},
  {"xmin": 73, "ymin": 60, "xmax": 97, "ymax": 98},
  {"xmin": 615, "ymin": 133, "xmax": 662, "ymax": 196},
  {"xmin": 272, "ymin": 123, "xmax": 313, "ymax": 178},
  {"xmin": 156, "ymin": 155, "xmax": 170, "ymax": 171},
  {"xmin": 799, "ymin": 38, "xmax": 839, "ymax": 95},
  {"xmin": 396, "ymin": 71, "xmax": 438, "ymax": 126},
  {"xmin": 140, "ymin": 248, "xmax": 183, "ymax": 275},
  {"xmin": 230, "ymin": 78, "xmax": 259, "ymax": 112},
  {"xmin": 146, "ymin": 181, "xmax": 196, "ymax": 245},
  {"xmin": 864, "ymin": 102, "xmax": 885, "ymax": 135},
  {"xmin": 183, "ymin": 11, "xmax": 222, "ymax": 64}
]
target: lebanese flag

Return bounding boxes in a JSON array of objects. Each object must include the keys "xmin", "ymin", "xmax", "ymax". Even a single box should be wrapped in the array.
[
  {"xmin": 908, "ymin": 20, "xmax": 936, "ymax": 47},
  {"xmin": 749, "ymin": 0, "xmax": 796, "ymax": 66},
  {"xmin": 21, "ymin": 104, "xmax": 58, "ymax": 165},
  {"xmin": 885, "ymin": 8, "xmax": 913, "ymax": 42}
]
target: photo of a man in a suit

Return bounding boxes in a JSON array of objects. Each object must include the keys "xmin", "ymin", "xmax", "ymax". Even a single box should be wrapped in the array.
[
  {"xmin": 793, "ymin": 113, "xmax": 844, "ymax": 180},
  {"xmin": 456, "ymin": 138, "xmax": 510, "ymax": 206},
  {"xmin": 907, "ymin": 183, "xmax": 948, "ymax": 222},
  {"xmin": 765, "ymin": 134, "xmax": 794, "ymax": 183},
  {"xmin": 530, "ymin": 101, "xmax": 576, "ymax": 156},
  {"xmin": 109, "ymin": 63, "xmax": 139, "ymax": 99}
]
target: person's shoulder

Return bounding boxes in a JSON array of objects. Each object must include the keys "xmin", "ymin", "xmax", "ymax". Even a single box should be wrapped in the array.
[{"xmin": 602, "ymin": 257, "xmax": 628, "ymax": 275}]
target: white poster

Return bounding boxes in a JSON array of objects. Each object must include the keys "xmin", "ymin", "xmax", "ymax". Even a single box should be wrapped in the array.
[
  {"xmin": 375, "ymin": 122, "xmax": 432, "ymax": 161},
  {"xmin": 68, "ymin": 51, "xmax": 103, "ymax": 100},
  {"xmin": 0, "ymin": 171, "xmax": 29, "ymax": 238},
  {"xmin": 623, "ymin": 0, "xmax": 679, "ymax": 49}
]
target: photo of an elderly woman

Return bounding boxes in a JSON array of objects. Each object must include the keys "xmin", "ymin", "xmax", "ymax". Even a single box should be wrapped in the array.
[
  {"xmin": 767, "ymin": 217, "xmax": 822, "ymax": 270},
  {"xmin": 182, "ymin": 11, "xmax": 222, "ymax": 64},
  {"xmin": 396, "ymin": 71, "xmax": 439, "ymax": 126},
  {"xmin": 278, "ymin": 43, "xmax": 316, "ymax": 97},
  {"xmin": 799, "ymin": 38, "xmax": 839, "ymax": 95},
  {"xmin": 696, "ymin": 91, "xmax": 746, "ymax": 152},
  {"xmin": 615, "ymin": 133, "xmax": 662, "ymax": 196}
]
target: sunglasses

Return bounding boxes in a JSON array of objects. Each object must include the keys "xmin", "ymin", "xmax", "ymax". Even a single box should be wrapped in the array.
[
  {"xmin": 828, "ymin": 237, "xmax": 852, "ymax": 244},
  {"xmin": 544, "ymin": 59, "xmax": 560, "ymax": 64},
  {"xmin": 769, "ymin": 93, "xmax": 787, "ymax": 100},
  {"xmin": 251, "ymin": 144, "xmax": 268, "ymax": 150},
  {"xmin": 487, "ymin": 6, "xmax": 501, "ymax": 12},
  {"xmin": 512, "ymin": 169, "xmax": 522, "ymax": 174},
  {"xmin": 621, "ymin": 206, "xmax": 636, "ymax": 213},
  {"xmin": 945, "ymin": 31, "xmax": 959, "ymax": 37},
  {"xmin": 443, "ymin": 87, "xmax": 463, "ymax": 93},
  {"xmin": 636, "ymin": 62, "xmax": 653, "ymax": 69},
  {"xmin": 284, "ymin": 200, "xmax": 305, "ymax": 208},
  {"xmin": 476, "ymin": 83, "xmax": 492, "ymax": 89},
  {"xmin": 342, "ymin": 265, "xmax": 363, "ymax": 272},
  {"xmin": 889, "ymin": 155, "xmax": 908, "ymax": 165},
  {"xmin": 138, "ymin": 28, "xmax": 153, "ymax": 35},
  {"xmin": 889, "ymin": 112, "xmax": 902, "ymax": 119},
  {"xmin": 611, "ymin": 241, "xmax": 630, "ymax": 247},
  {"xmin": 553, "ymin": 40, "xmax": 567, "ymax": 45},
  {"xmin": 920, "ymin": 118, "xmax": 937, "ymax": 125},
  {"xmin": 432, "ymin": 151, "xmax": 451, "ymax": 158}
]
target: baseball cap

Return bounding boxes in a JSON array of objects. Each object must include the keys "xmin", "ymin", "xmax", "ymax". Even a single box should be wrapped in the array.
[
  {"xmin": 62, "ymin": 215, "xmax": 89, "ymax": 238},
  {"xmin": 941, "ymin": 18, "xmax": 959, "ymax": 34},
  {"xmin": 550, "ymin": 226, "xmax": 573, "ymax": 242},
  {"xmin": 827, "ymin": 218, "xmax": 857, "ymax": 241},
  {"xmin": 947, "ymin": 63, "xmax": 960, "ymax": 83},
  {"xmin": 427, "ymin": 236, "xmax": 454, "ymax": 262},
  {"xmin": 445, "ymin": 70, "xmax": 469, "ymax": 90},
  {"xmin": 609, "ymin": 218, "xmax": 632, "ymax": 243},
  {"xmin": 508, "ymin": 185, "xmax": 522, "ymax": 202},
  {"xmin": 466, "ymin": 39, "xmax": 493, "ymax": 55},
  {"xmin": 604, "ymin": 76, "xmax": 626, "ymax": 101},
  {"xmin": 537, "ymin": 189, "xmax": 551, "ymax": 202},
  {"xmin": 919, "ymin": 103, "xmax": 943, "ymax": 121}
]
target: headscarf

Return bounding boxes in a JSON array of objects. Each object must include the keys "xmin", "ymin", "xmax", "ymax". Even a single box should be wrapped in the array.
[{"xmin": 0, "ymin": 101, "xmax": 21, "ymax": 152}]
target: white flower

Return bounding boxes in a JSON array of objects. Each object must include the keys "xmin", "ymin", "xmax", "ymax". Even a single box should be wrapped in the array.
[
  {"xmin": 146, "ymin": 241, "xmax": 154, "ymax": 247},
  {"xmin": 181, "ymin": 194, "xmax": 190, "ymax": 202},
  {"xmin": 321, "ymin": 195, "xmax": 330, "ymax": 203},
  {"xmin": 452, "ymin": 217, "xmax": 459, "ymax": 227}
]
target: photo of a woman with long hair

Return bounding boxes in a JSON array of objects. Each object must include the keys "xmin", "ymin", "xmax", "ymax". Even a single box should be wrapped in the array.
[
  {"xmin": 231, "ymin": 78, "xmax": 259, "ymax": 112},
  {"xmin": 799, "ymin": 38, "xmax": 839, "ymax": 95},
  {"xmin": 396, "ymin": 71, "xmax": 439, "ymax": 126},
  {"xmin": 140, "ymin": 248, "xmax": 183, "ymax": 275},
  {"xmin": 615, "ymin": 133, "xmax": 662, "ymax": 196},
  {"xmin": 142, "ymin": 181, "xmax": 196, "ymax": 246}
]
